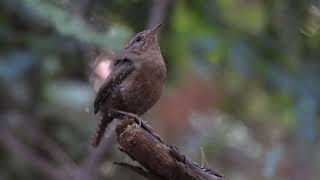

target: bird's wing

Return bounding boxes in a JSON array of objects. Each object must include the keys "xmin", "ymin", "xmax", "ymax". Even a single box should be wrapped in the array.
[{"xmin": 94, "ymin": 58, "xmax": 135, "ymax": 114}]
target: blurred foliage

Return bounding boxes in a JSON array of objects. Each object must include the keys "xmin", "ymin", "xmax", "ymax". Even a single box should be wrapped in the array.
[{"xmin": 1, "ymin": 0, "xmax": 320, "ymax": 180}]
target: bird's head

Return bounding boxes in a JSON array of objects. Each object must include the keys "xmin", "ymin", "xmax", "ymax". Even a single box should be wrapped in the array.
[{"xmin": 125, "ymin": 24, "xmax": 162, "ymax": 55}]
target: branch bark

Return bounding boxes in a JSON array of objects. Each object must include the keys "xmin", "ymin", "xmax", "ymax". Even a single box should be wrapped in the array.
[{"xmin": 113, "ymin": 117, "xmax": 224, "ymax": 180}]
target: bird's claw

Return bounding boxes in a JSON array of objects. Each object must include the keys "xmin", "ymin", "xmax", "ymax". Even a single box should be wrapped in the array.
[
  {"xmin": 110, "ymin": 109, "xmax": 163, "ymax": 142},
  {"xmin": 111, "ymin": 109, "xmax": 143, "ymax": 125}
]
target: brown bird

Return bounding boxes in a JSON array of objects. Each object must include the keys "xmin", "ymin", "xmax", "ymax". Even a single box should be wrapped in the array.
[{"xmin": 92, "ymin": 24, "xmax": 166, "ymax": 147}]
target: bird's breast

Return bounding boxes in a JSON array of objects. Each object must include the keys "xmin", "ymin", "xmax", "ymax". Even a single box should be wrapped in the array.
[{"xmin": 119, "ymin": 61, "xmax": 166, "ymax": 115}]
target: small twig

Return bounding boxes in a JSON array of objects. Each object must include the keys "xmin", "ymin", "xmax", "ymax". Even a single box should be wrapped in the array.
[
  {"xmin": 201, "ymin": 147, "xmax": 208, "ymax": 168},
  {"xmin": 170, "ymin": 145, "xmax": 223, "ymax": 179}
]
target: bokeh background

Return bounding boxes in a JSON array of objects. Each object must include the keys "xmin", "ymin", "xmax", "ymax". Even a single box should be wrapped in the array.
[{"xmin": 1, "ymin": 0, "xmax": 320, "ymax": 180}]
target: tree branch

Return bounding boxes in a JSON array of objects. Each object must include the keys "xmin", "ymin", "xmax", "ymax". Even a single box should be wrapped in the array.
[{"xmin": 113, "ymin": 117, "xmax": 224, "ymax": 180}]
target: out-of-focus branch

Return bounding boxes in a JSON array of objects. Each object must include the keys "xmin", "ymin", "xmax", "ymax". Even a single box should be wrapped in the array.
[
  {"xmin": 69, "ymin": 0, "xmax": 94, "ymax": 19},
  {"xmin": 0, "ymin": 127, "xmax": 69, "ymax": 180},
  {"xmin": 147, "ymin": 0, "xmax": 170, "ymax": 29},
  {"xmin": 21, "ymin": 121, "xmax": 77, "ymax": 168},
  {"xmin": 18, "ymin": 0, "xmax": 129, "ymax": 49},
  {"xmin": 114, "ymin": 117, "xmax": 224, "ymax": 180},
  {"xmin": 114, "ymin": 162, "xmax": 163, "ymax": 180},
  {"xmin": 275, "ymin": 0, "xmax": 308, "ymax": 67},
  {"xmin": 76, "ymin": 123, "xmax": 116, "ymax": 180}
]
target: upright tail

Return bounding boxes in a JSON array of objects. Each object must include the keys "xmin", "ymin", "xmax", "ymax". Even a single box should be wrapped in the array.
[{"xmin": 91, "ymin": 113, "xmax": 114, "ymax": 147}]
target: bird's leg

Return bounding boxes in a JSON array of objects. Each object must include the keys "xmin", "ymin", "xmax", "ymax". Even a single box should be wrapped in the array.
[
  {"xmin": 110, "ymin": 109, "xmax": 143, "ymax": 126},
  {"xmin": 110, "ymin": 109, "xmax": 163, "ymax": 142}
]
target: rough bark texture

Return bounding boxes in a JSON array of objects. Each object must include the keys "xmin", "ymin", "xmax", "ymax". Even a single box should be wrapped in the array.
[{"xmin": 115, "ymin": 117, "xmax": 224, "ymax": 180}]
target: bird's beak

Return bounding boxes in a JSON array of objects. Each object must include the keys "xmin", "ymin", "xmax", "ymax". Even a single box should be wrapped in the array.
[{"xmin": 149, "ymin": 24, "xmax": 162, "ymax": 36}]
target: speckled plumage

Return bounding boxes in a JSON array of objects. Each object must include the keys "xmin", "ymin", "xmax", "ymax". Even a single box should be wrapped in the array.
[{"xmin": 92, "ymin": 24, "xmax": 166, "ymax": 147}]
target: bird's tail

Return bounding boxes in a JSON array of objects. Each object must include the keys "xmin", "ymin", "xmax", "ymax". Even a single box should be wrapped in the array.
[{"xmin": 91, "ymin": 113, "xmax": 115, "ymax": 147}]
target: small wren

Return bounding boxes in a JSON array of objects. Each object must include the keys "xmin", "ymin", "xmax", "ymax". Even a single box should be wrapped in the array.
[{"xmin": 92, "ymin": 24, "xmax": 166, "ymax": 147}]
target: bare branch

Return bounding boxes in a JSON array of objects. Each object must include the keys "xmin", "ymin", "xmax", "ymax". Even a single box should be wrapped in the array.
[{"xmin": 114, "ymin": 117, "xmax": 224, "ymax": 180}]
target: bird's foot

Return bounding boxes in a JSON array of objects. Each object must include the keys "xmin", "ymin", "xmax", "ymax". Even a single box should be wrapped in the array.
[
  {"xmin": 110, "ymin": 109, "xmax": 163, "ymax": 142},
  {"xmin": 110, "ymin": 109, "xmax": 143, "ymax": 126}
]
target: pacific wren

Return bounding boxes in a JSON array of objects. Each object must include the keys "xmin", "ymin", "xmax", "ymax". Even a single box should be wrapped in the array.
[{"xmin": 92, "ymin": 24, "xmax": 166, "ymax": 147}]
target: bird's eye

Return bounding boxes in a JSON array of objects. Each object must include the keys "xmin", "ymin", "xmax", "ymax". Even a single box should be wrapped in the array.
[{"xmin": 135, "ymin": 37, "xmax": 142, "ymax": 42}]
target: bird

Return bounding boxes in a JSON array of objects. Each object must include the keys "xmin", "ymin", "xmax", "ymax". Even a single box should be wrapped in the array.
[{"xmin": 91, "ymin": 24, "xmax": 166, "ymax": 147}]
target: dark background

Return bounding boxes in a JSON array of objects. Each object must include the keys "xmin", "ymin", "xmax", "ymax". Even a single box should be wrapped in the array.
[{"xmin": 0, "ymin": 0, "xmax": 320, "ymax": 179}]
